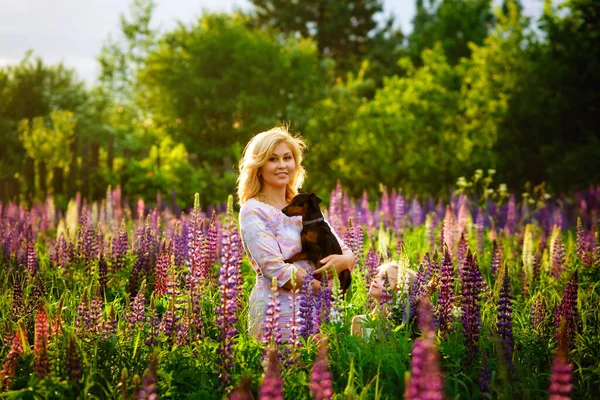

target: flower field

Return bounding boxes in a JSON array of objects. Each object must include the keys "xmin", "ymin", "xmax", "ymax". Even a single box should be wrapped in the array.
[{"xmin": 1, "ymin": 183, "xmax": 599, "ymax": 399}]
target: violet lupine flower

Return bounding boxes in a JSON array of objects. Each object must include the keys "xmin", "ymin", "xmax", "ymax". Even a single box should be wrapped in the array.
[
  {"xmin": 128, "ymin": 284, "xmax": 146, "ymax": 333},
  {"xmin": 299, "ymin": 272, "xmax": 314, "ymax": 340},
  {"xmin": 365, "ymin": 246, "xmax": 380, "ymax": 288},
  {"xmin": 313, "ymin": 282, "xmax": 324, "ymax": 335},
  {"xmin": 344, "ymin": 217, "xmax": 356, "ymax": 260},
  {"xmin": 497, "ymin": 266, "xmax": 514, "ymax": 372},
  {"xmin": 263, "ymin": 278, "xmax": 282, "ymax": 346},
  {"xmin": 102, "ymin": 306, "xmax": 118, "ymax": 339},
  {"xmin": 99, "ymin": 256, "xmax": 108, "ymax": 295},
  {"xmin": 160, "ymin": 300, "xmax": 177, "ymax": 340},
  {"xmin": 456, "ymin": 194, "xmax": 469, "ymax": 235},
  {"xmin": 411, "ymin": 197, "xmax": 423, "ymax": 227},
  {"xmin": 0, "ymin": 327, "xmax": 25, "ymax": 388},
  {"xmin": 457, "ymin": 233, "xmax": 468, "ymax": 279},
  {"xmin": 34, "ymin": 302, "xmax": 51, "ymax": 378},
  {"xmin": 380, "ymin": 186, "xmax": 391, "ymax": 230},
  {"xmin": 438, "ymin": 247, "xmax": 455, "ymax": 339},
  {"xmin": 443, "ymin": 205, "xmax": 458, "ymax": 259},
  {"xmin": 229, "ymin": 376, "xmax": 253, "ymax": 400},
  {"xmin": 187, "ymin": 196, "xmax": 205, "ymax": 289},
  {"xmin": 405, "ymin": 299, "xmax": 444, "ymax": 400},
  {"xmin": 154, "ymin": 241, "xmax": 171, "ymax": 297},
  {"xmin": 203, "ymin": 211, "xmax": 219, "ymax": 282},
  {"xmin": 504, "ymin": 195, "xmax": 517, "ymax": 235},
  {"xmin": 394, "ymin": 191, "xmax": 407, "ymax": 234},
  {"xmin": 530, "ymin": 295, "xmax": 548, "ymax": 334},
  {"xmin": 410, "ymin": 263, "xmax": 428, "ymax": 319},
  {"xmin": 136, "ymin": 357, "xmax": 159, "ymax": 400},
  {"xmin": 175, "ymin": 306, "xmax": 191, "ymax": 346},
  {"xmin": 490, "ymin": 240, "xmax": 502, "ymax": 277},
  {"xmin": 259, "ymin": 346, "xmax": 284, "ymax": 400},
  {"xmin": 172, "ymin": 220, "xmax": 189, "ymax": 267},
  {"xmin": 145, "ymin": 298, "xmax": 160, "ymax": 347},
  {"xmin": 89, "ymin": 289, "xmax": 104, "ymax": 337},
  {"xmin": 475, "ymin": 209, "xmax": 485, "ymax": 257},
  {"xmin": 310, "ymin": 339, "xmax": 334, "ymax": 400},
  {"xmin": 478, "ymin": 352, "xmax": 492, "ymax": 397},
  {"xmin": 556, "ymin": 270, "xmax": 579, "ymax": 345},
  {"xmin": 358, "ymin": 189, "xmax": 372, "ymax": 230},
  {"xmin": 112, "ymin": 222, "xmax": 128, "ymax": 272},
  {"xmin": 12, "ymin": 277, "xmax": 24, "ymax": 321},
  {"xmin": 549, "ymin": 321, "xmax": 574, "ymax": 400},
  {"xmin": 461, "ymin": 250, "xmax": 482, "ymax": 358},
  {"xmin": 216, "ymin": 200, "xmax": 243, "ymax": 382},
  {"xmin": 551, "ymin": 236, "xmax": 566, "ymax": 278},
  {"xmin": 328, "ymin": 180, "xmax": 344, "ymax": 234},
  {"xmin": 75, "ymin": 291, "xmax": 88, "ymax": 339},
  {"xmin": 66, "ymin": 336, "xmax": 82, "ymax": 382},
  {"xmin": 26, "ymin": 241, "xmax": 38, "ymax": 278},
  {"xmin": 129, "ymin": 257, "xmax": 144, "ymax": 298}
]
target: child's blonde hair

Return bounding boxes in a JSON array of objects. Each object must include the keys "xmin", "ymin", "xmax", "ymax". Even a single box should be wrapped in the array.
[
  {"xmin": 237, "ymin": 126, "xmax": 307, "ymax": 205},
  {"xmin": 376, "ymin": 262, "xmax": 417, "ymax": 293}
]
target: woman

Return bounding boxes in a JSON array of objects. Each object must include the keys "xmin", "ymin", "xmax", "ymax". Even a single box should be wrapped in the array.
[
  {"xmin": 237, "ymin": 126, "xmax": 355, "ymax": 341},
  {"xmin": 351, "ymin": 262, "xmax": 416, "ymax": 338}
]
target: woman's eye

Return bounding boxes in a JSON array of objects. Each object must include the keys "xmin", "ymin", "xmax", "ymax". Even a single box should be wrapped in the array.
[{"xmin": 284, "ymin": 156, "xmax": 292, "ymax": 160}]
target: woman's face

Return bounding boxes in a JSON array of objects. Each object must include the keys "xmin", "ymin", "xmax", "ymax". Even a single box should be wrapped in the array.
[
  {"xmin": 259, "ymin": 142, "xmax": 295, "ymax": 191},
  {"xmin": 368, "ymin": 267, "xmax": 397, "ymax": 300}
]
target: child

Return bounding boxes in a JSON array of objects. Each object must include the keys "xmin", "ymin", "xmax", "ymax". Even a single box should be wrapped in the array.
[{"xmin": 351, "ymin": 262, "xmax": 416, "ymax": 337}]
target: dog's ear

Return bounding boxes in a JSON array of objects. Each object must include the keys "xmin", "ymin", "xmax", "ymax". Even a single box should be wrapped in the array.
[{"xmin": 311, "ymin": 193, "xmax": 322, "ymax": 208}]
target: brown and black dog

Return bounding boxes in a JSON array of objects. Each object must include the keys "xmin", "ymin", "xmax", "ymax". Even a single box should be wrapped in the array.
[{"xmin": 281, "ymin": 192, "xmax": 352, "ymax": 293}]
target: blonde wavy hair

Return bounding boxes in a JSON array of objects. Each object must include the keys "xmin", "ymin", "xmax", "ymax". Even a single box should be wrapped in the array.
[{"xmin": 237, "ymin": 126, "xmax": 307, "ymax": 205}]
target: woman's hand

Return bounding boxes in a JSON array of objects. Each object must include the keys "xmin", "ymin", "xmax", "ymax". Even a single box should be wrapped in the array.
[{"xmin": 312, "ymin": 253, "xmax": 355, "ymax": 277}]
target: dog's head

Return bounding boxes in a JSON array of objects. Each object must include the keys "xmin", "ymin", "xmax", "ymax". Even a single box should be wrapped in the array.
[{"xmin": 281, "ymin": 192, "xmax": 322, "ymax": 217}]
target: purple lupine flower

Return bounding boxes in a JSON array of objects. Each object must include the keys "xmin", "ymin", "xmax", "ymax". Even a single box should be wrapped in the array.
[
  {"xmin": 497, "ymin": 266, "xmax": 514, "ymax": 373},
  {"xmin": 263, "ymin": 278, "xmax": 282, "ymax": 346},
  {"xmin": 229, "ymin": 376, "xmax": 253, "ymax": 400},
  {"xmin": 0, "ymin": 327, "xmax": 25, "ymax": 388},
  {"xmin": 329, "ymin": 180, "xmax": 344, "ymax": 234},
  {"xmin": 354, "ymin": 225, "xmax": 365, "ymax": 268},
  {"xmin": 595, "ymin": 232, "xmax": 600, "ymax": 269},
  {"xmin": 299, "ymin": 272, "xmax": 314, "ymax": 340},
  {"xmin": 66, "ymin": 336, "xmax": 82, "ymax": 382},
  {"xmin": 490, "ymin": 240, "xmax": 502, "ymax": 277},
  {"xmin": 26, "ymin": 241, "xmax": 38, "ymax": 279},
  {"xmin": 99, "ymin": 256, "xmax": 108, "ymax": 295},
  {"xmin": 410, "ymin": 262, "xmax": 428, "ymax": 319},
  {"xmin": 443, "ymin": 205, "xmax": 458, "ymax": 259},
  {"xmin": 344, "ymin": 217, "xmax": 356, "ymax": 260},
  {"xmin": 551, "ymin": 235, "xmax": 566, "ymax": 278},
  {"xmin": 457, "ymin": 233, "xmax": 468, "ymax": 279},
  {"xmin": 136, "ymin": 357, "xmax": 158, "ymax": 400},
  {"xmin": 425, "ymin": 213, "xmax": 436, "ymax": 252},
  {"xmin": 438, "ymin": 246, "xmax": 455, "ymax": 339},
  {"xmin": 394, "ymin": 191, "xmax": 407, "ymax": 234},
  {"xmin": 216, "ymin": 196, "xmax": 243, "ymax": 384},
  {"xmin": 358, "ymin": 189, "xmax": 372, "ymax": 230},
  {"xmin": 259, "ymin": 346, "xmax": 284, "ymax": 400},
  {"xmin": 380, "ymin": 186, "xmax": 391, "ymax": 230},
  {"xmin": 287, "ymin": 287, "xmax": 302, "ymax": 350},
  {"xmin": 530, "ymin": 294, "xmax": 548, "ymax": 334},
  {"xmin": 129, "ymin": 257, "xmax": 144, "ymax": 298},
  {"xmin": 475, "ymin": 209, "xmax": 485, "ymax": 257},
  {"xmin": 365, "ymin": 246, "xmax": 380, "ymax": 288},
  {"xmin": 405, "ymin": 299, "xmax": 444, "ymax": 400},
  {"xmin": 411, "ymin": 197, "xmax": 423, "ymax": 227},
  {"xmin": 478, "ymin": 351, "xmax": 492, "ymax": 396},
  {"xmin": 313, "ymin": 281, "xmax": 324, "ymax": 335},
  {"xmin": 310, "ymin": 339, "xmax": 334, "ymax": 400},
  {"xmin": 102, "ymin": 306, "xmax": 117, "ymax": 339},
  {"xmin": 12, "ymin": 277, "xmax": 24, "ymax": 321},
  {"xmin": 549, "ymin": 321, "xmax": 574, "ymax": 400},
  {"xmin": 128, "ymin": 284, "xmax": 146, "ymax": 332},
  {"xmin": 34, "ymin": 302, "xmax": 51, "ymax": 378},
  {"xmin": 457, "ymin": 196, "xmax": 469, "ymax": 236},
  {"xmin": 576, "ymin": 217, "xmax": 593, "ymax": 268},
  {"xmin": 172, "ymin": 219, "xmax": 189, "ymax": 267},
  {"xmin": 461, "ymin": 250, "xmax": 482, "ymax": 358},
  {"xmin": 203, "ymin": 211, "xmax": 219, "ymax": 282},
  {"xmin": 75, "ymin": 291, "xmax": 88, "ymax": 339},
  {"xmin": 112, "ymin": 222, "xmax": 128, "ymax": 272},
  {"xmin": 504, "ymin": 195, "xmax": 517, "ymax": 235},
  {"xmin": 160, "ymin": 300, "xmax": 177, "ymax": 340},
  {"xmin": 175, "ymin": 305, "xmax": 191, "ymax": 346},
  {"xmin": 154, "ymin": 241, "xmax": 170, "ymax": 297},
  {"xmin": 145, "ymin": 297, "xmax": 159, "ymax": 347},
  {"xmin": 187, "ymin": 195, "xmax": 205, "ymax": 289},
  {"xmin": 555, "ymin": 270, "xmax": 579, "ymax": 344},
  {"xmin": 89, "ymin": 288, "xmax": 104, "ymax": 337}
]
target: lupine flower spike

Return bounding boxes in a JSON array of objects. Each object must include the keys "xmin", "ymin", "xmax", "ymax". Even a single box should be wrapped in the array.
[
  {"xmin": 259, "ymin": 346, "xmax": 284, "ymax": 400},
  {"xmin": 310, "ymin": 338, "xmax": 334, "ymax": 400}
]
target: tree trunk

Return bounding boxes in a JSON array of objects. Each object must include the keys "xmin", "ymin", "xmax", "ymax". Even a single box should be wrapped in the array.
[
  {"xmin": 67, "ymin": 136, "xmax": 78, "ymax": 199},
  {"xmin": 23, "ymin": 156, "xmax": 35, "ymax": 204},
  {"xmin": 107, "ymin": 134, "xmax": 114, "ymax": 172},
  {"xmin": 53, "ymin": 167, "xmax": 64, "ymax": 196},
  {"xmin": 38, "ymin": 160, "xmax": 48, "ymax": 199}
]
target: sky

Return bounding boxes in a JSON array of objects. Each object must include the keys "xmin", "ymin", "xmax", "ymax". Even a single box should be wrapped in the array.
[{"xmin": 0, "ymin": 0, "xmax": 545, "ymax": 86}]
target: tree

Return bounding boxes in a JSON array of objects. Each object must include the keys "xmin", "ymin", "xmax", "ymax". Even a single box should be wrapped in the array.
[
  {"xmin": 137, "ymin": 12, "xmax": 328, "ymax": 205},
  {"xmin": 408, "ymin": 0, "xmax": 494, "ymax": 65},
  {"xmin": 248, "ymin": 0, "xmax": 404, "ymax": 79}
]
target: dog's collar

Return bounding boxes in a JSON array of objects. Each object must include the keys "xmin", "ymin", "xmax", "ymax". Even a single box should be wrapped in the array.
[{"xmin": 303, "ymin": 217, "xmax": 324, "ymax": 226}]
